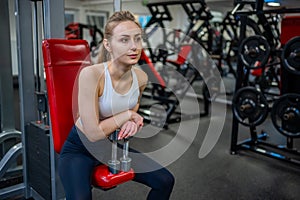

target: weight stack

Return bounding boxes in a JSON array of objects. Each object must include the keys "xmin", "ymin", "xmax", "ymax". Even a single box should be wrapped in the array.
[
  {"xmin": 280, "ymin": 16, "xmax": 300, "ymax": 95},
  {"xmin": 25, "ymin": 121, "xmax": 65, "ymax": 200},
  {"xmin": 25, "ymin": 122, "xmax": 52, "ymax": 199}
]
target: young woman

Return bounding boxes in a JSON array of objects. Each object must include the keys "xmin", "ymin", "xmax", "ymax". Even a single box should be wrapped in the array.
[{"xmin": 58, "ymin": 11, "xmax": 175, "ymax": 200}]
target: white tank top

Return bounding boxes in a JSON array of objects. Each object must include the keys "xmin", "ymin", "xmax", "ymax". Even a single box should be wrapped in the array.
[{"xmin": 98, "ymin": 63, "xmax": 140, "ymax": 119}]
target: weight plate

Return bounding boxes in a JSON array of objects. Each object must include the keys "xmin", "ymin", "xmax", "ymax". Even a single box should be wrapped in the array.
[
  {"xmin": 239, "ymin": 35, "xmax": 270, "ymax": 69},
  {"xmin": 282, "ymin": 36, "xmax": 300, "ymax": 75},
  {"xmin": 232, "ymin": 86, "xmax": 269, "ymax": 127},
  {"xmin": 271, "ymin": 93, "xmax": 300, "ymax": 138}
]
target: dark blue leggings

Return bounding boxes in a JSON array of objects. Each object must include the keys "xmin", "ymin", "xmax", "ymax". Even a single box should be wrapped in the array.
[{"xmin": 59, "ymin": 126, "xmax": 175, "ymax": 200}]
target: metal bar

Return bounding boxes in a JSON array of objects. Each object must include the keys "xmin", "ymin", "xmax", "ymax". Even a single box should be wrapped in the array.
[
  {"xmin": 0, "ymin": 143, "xmax": 22, "ymax": 179},
  {"xmin": 114, "ymin": 0, "xmax": 122, "ymax": 12},
  {"xmin": 0, "ymin": 0, "xmax": 16, "ymax": 131},
  {"xmin": 15, "ymin": 0, "xmax": 36, "ymax": 198},
  {"xmin": 236, "ymin": 7, "xmax": 300, "ymax": 15},
  {"xmin": 43, "ymin": 0, "xmax": 64, "ymax": 39},
  {"xmin": 43, "ymin": 1, "xmax": 65, "ymax": 199},
  {"xmin": 240, "ymin": 144, "xmax": 300, "ymax": 166},
  {"xmin": 147, "ymin": 0, "xmax": 204, "ymax": 7},
  {"xmin": 0, "ymin": 183, "xmax": 25, "ymax": 200}
]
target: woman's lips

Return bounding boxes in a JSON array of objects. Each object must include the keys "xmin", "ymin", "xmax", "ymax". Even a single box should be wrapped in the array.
[{"xmin": 128, "ymin": 54, "xmax": 138, "ymax": 59}]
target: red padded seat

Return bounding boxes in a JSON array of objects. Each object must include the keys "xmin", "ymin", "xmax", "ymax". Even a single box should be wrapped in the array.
[{"xmin": 42, "ymin": 39, "xmax": 134, "ymax": 189}]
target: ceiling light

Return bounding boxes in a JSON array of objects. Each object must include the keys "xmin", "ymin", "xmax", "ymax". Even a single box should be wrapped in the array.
[{"xmin": 265, "ymin": 0, "xmax": 281, "ymax": 7}]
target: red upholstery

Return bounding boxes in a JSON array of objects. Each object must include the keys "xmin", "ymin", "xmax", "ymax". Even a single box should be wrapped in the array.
[
  {"xmin": 42, "ymin": 39, "xmax": 134, "ymax": 189},
  {"xmin": 92, "ymin": 165, "xmax": 134, "ymax": 189},
  {"xmin": 280, "ymin": 16, "xmax": 300, "ymax": 45},
  {"xmin": 42, "ymin": 39, "xmax": 91, "ymax": 153}
]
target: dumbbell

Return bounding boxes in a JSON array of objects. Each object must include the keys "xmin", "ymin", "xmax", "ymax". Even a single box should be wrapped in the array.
[
  {"xmin": 120, "ymin": 138, "xmax": 131, "ymax": 172},
  {"xmin": 108, "ymin": 130, "xmax": 120, "ymax": 174},
  {"xmin": 108, "ymin": 130, "xmax": 132, "ymax": 174}
]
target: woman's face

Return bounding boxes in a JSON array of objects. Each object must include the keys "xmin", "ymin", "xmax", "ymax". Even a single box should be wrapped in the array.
[{"xmin": 108, "ymin": 21, "xmax": 142, "ymax": 66}]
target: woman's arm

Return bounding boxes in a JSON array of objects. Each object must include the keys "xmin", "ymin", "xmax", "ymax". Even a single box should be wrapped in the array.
[{"xmin": 117, "ymin": 67, "xmax": 148, "ymax": 139}]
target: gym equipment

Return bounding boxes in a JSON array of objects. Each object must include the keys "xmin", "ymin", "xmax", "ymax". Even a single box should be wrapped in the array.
[
  {"xmin": 0, "ymin": 0, "xmax": 23, "ymax": 196},
  {"xmin": 232, "ymin": 86, "xmax": 269, "ymax": 127},
  {"xmin": 282, "ymin": 36, "xmax": 300, "ymax": 76},
  {"xmin": 42, "ymin": 39, "xmax": 134, "ymax": 189},
  {"xmin": 144, "ymin": 0, "xmax": 214, "ymax": 60},
  {"xmin": 280, "ymin": 17, "xmax": 300, "ymax": 95},
  {"xmin": 138, "ymin": 47, "xmax": 209, "ymax": 129},
  {"xmin": 239, "ymin": 35, "xmax": 271, "ymax": 70},
  {"xmin": 271, "ymin": 94, "xmax": 300, "ymax": 138},
  {"xmin": 230, "ymin": 1, "xmax": 300, "ymax": 166},
  {"xmin": 65, "ymin": 22, "xmax": 104, "ymax": 58},
  {"xmin": 93, "ymin": 131, "xmax": 134, "ymax": 189},
  {"xmin": 108, "ymin": 131, "xmax": 121, "ymax": 174},
  {"xmin": 120, "ymin": 138, "xmax": 132, "ymax": 172},
  {"xmin": 107, "ymin": 130, "xmax": 132, "ymax": 174}
]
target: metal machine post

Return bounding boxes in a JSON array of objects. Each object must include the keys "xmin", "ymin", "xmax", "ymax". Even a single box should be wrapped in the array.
[{"xmin": 0, "ymin": 0, "xmax": 23, "ymax": 199}]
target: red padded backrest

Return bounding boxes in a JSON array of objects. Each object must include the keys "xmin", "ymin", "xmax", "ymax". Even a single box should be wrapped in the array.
[{"xmin": 42, "ymin": 39, "xmax": 91, "ymax": 153}]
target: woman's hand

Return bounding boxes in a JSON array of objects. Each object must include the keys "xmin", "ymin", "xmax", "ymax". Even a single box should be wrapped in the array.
[
  {"xmin": 130, "ymin": 111, "xmax": 144, "ymax": 128},
  {"xmin": 118, "ymin": 121, "xmax": 140, "ymax": 140}
]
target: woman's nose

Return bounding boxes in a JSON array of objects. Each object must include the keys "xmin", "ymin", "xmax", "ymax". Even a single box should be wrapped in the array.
[{"xmin": 130, "ymin": 39, "xmax": 137, "ymax": 50}]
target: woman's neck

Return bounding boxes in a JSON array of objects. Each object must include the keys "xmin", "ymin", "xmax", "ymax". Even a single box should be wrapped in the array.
[{"xmin": 107, "ymin": 61, "xmax": 132, "ymax": 80}]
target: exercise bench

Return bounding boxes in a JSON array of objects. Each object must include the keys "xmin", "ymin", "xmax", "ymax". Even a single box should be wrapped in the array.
[{"xmin": 41, "ymin": 39, "xmax": 134, "ymax": 190}]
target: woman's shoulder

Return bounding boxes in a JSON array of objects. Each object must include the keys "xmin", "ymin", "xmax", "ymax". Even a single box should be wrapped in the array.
[
  {"xmin": 133, "ymin": 66, "xmax": 148, "ymax": 86},
  {"xmin": 80, "ymin": 63, "xmax": 106, "ymax": 78}
]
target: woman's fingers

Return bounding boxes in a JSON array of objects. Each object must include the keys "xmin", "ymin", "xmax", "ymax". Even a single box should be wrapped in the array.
[{"xmin": 119, "ymin": 121, "xmax": 138, "ymax": 139}]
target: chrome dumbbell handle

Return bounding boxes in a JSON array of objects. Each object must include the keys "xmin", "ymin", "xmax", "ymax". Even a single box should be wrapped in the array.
[
  {"xmin": 108, "ymin": 130, "xmax": 120, "ymax": 174},
  {"xmin": 120, "ymin": 138, "xmax": 131, "ymax": 172},
  {"xmin": 122, "ymin": 139, "xmax": 129, "ymax": 159}
]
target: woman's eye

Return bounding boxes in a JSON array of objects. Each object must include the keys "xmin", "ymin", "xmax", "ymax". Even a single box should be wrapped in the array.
[
  {"xmin": 121, "ymin": 38, "xmax": 128, "ymax": 43},
  {"xmin": 135, "ymin": 37, "xmax": 142, "ymax": 42}
]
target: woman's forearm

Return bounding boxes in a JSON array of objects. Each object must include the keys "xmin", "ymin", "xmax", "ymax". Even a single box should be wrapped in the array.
[{"xmin": 82, "ymin": 110, "xmax": 133, "ymax": 142}]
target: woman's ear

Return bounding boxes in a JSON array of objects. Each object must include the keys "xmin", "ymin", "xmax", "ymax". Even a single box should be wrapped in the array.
[{"xmin": 103, "ymin": 39, "xmax": 111, "ymax": 52}]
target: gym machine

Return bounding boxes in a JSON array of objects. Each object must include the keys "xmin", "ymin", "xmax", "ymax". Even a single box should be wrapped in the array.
[
  {"xmin": 0, "ymin": 0, "xmax": 136, "ymax": 199},
  {"xmin": 41, "ymin": 39, "xmax": 134, "ymax": 191},
  {"xmin": 0, "ymin": 0, "xmax": 23, "ymax": 195},
  {"xmin": 0, "ymin": 0, "xmax": 67, "ymax": 199},
  {"xmin": 217, "ymin": 0, "xmax": 258, "ymax": 79},
  {"xmin": 143, "ymin": 0, "xmax": 214, "ymax": 61},
  {"xmin": 230, "ymin": 0, "xmax": 300, "ymax": 166},
  {"xmin": 138, "ymin": 48, "xmax": 210, "ymax": 129},
  {"xmin": 138, "ymin": 0, "xmax": 225, "ymax": 128},
  {"xmin": 65, "ymin": 22, "xmax": 104, "ymax": 59}
]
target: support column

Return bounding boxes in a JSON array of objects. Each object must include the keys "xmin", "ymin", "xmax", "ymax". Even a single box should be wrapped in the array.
[
  {"xmin": 15, "ymin": 0, "xmax": 36, "ymax": 198},
  {"xmin": 114, "ymin": 0, "xmax": 122, "ymax": 12},
  {"xmin": 43, "ymin": 1, "xmax": 65, "ymax": 199},
  {"xmin": 0, "ymin": 0, "xmax": 16, "ymax": 132},
  {"xmin": 43, "ymin": 0, "xmax": 65, "ymax": 38}
]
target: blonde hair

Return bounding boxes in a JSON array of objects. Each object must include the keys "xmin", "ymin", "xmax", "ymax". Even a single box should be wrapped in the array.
[{"xmin": 97, "ymin": 11, "xmax": 142, "ymax": 63}]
